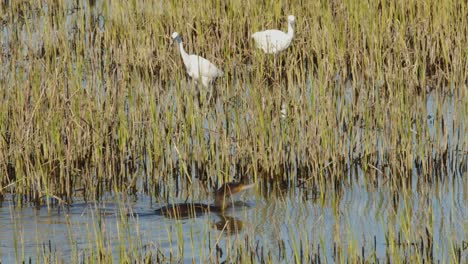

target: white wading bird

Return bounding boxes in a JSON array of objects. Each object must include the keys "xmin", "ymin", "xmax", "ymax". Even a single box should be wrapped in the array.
[
  {"xmin": 171, "ymin": 32, "xmax": 223, "ymax": 87},
  {"xmin": 251, "ymin": 15, "xmax": 295, "ymax": 54}
]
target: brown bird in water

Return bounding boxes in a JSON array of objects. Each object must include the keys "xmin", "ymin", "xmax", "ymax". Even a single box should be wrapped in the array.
[{"xmin": 156, "ymin": 182, "xmax": 255, "ymax": 219}]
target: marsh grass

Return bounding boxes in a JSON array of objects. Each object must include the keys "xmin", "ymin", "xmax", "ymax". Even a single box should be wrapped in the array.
[
  {"xmin": 0, "ymin": 0, "xmax": 466, "ymax": 239},
  {"xmin": 3, "ymin": 177, "xmax": 465, "ymax": 264}
]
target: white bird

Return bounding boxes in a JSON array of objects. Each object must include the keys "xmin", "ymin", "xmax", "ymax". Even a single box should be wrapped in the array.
[
  {"xmin": 171, "ymin": 32, "xmax": 223, "ymax": 87},
  {"xmin": 251, "ymin": 15, "xmax": 296, "ymax": 54}
]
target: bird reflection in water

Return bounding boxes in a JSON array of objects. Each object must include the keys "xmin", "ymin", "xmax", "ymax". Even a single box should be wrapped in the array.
[{"xmin": 212, "ymin": 215, "xmax": 245, "ymax": 234}]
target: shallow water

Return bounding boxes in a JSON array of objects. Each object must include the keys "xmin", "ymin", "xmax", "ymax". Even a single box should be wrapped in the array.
[{"xmin": 0, "ymin": 167, "xmax": 466, "ymax": 263}]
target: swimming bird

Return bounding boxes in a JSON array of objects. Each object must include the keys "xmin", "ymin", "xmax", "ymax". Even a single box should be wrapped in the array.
[
  {"xmin": 156, "ymin": 181, "xmax": 255, "ymax": 219},
  {"xmin": 171, "ymin": 32, "xmax": 224, "ymax": 87},
  {"xmin": 251, "ymin": 15, "xmax": 296, "ymax": 54}
]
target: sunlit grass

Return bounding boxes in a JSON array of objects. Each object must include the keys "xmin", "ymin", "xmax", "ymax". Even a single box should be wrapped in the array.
[
  {"xmin": 0, "ymin": 0, "xmax": 466, "ymax": 262},
  {"xmin": 0, "ymin": 0, "xmax": 466, "ymax": 203}
]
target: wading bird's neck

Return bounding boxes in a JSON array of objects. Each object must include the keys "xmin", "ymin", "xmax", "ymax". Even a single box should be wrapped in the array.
[
  {"xmin": 287, "ymin": 22, "xmax": 294, "ymax": 40},
  {"xmin": 177, "ymin": 38, "xmax": 190, "ymax": 70}
]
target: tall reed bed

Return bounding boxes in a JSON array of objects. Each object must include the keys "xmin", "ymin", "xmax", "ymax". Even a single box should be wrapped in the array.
[{"xmin": 0, "ymin": 0, "xmax": 467, "ymax": 204}]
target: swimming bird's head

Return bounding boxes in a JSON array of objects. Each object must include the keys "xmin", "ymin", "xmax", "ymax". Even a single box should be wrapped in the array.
[
  {"xmin": 214, "ymin": 182, "xmax": 255, "ymax": 210},
  {"xmin": 288, "ymin": 15, "xmax": 295, "ymax": 25}
]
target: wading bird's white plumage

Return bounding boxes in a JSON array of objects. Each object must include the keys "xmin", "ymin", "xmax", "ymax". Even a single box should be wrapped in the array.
[
  {"xmin": 171, "ymin": 32, "xmax": 223, "ymax": 87},
  {"xmin": 251, "ymin": 15, "xmax": 295, "ymax": 54}
]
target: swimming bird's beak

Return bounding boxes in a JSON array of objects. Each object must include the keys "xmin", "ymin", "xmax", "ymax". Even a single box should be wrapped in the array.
[{"xmin": 240, "ymin": 183, "xmax": 255, "ymax": 191}]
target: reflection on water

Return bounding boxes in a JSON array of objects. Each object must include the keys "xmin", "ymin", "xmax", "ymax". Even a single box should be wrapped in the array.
[
  {"xmin": 0, "ymin": 171, "xmax": 466, "ymax": 263},
  {"xmin": 212, "ymin": 215, "xmax": 245, "ymax": 233}
]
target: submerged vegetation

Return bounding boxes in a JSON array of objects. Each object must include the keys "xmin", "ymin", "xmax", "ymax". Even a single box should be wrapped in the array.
[{"xmin": 0, "ymin": 0, "xmax": 467, "ymax": 262}]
